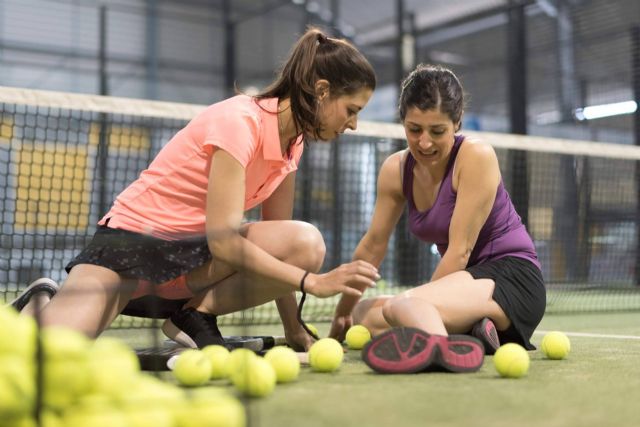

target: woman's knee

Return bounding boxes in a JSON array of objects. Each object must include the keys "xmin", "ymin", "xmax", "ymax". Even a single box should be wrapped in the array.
[
  {"xmin": 287, "ymin": 221, "xmax": 326, "ymax": 272},
  {"xmin": 353, "ymin": 296, "xmax": 391, "ymax": 333},
  {"xmin": 381, "ymin": 294, "xmax": 438, "ymax": 326}
]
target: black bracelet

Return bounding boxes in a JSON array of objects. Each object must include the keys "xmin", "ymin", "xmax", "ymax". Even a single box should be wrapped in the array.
[
  {"xmin": 296, "ymin": 271, "xmax": 319, "ymax": 340},
  {"xmin": 299, "ymin": 271, "xmax": 310, "ymax": 293}
]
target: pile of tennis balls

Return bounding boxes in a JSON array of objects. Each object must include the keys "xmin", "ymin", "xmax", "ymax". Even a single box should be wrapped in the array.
[
  {"xmin": 172, "ymin": 333, "xmax": 351, "ymax": 398},
  {"xmin": 493, "ymin": 330, "xmax": 571, "ymax": 379},
  {"xmin": 0, "ymin": 304, "xmax": 245, "ymax": 427}
]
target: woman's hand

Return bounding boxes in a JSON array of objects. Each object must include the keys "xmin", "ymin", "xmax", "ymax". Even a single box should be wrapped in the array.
[
  {"xmin": 303, "ymin": 260, "xmax": 379, "ymax": 298},
  {"xmin": 329, "ymin": 314, "xmax": 353, "ymax": 343},
  {"xmin": 284, "ymin": 325, "xmax": 316, "ymax": 351}
]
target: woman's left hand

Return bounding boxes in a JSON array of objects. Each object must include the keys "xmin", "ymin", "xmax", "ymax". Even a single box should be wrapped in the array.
[{"xmin": 284, "ymin": 326, "xmax": 316, "ymax": 351}]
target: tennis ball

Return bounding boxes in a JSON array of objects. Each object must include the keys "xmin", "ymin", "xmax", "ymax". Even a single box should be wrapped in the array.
[
  {"xmin": 264, "ymin": 346, "xmax": 300, "ymax": 383},
  {"xmin": 541, "ymin": 331, "xmax": 571, "ymax": 360},
  {"xmin": 87, "ymin": 336, "xmax": 140, "ymax": 396},
  {"xmin": 493, "ymin": 343, "xmax": 530, "ymax": 378},
  {"xmin": 40, "ymin": 327, "xmax": 91, "ymax": 410},
  {"xmin": 202, "ymin": 344, "xmax": 230, "ymax": 380},
  {"xmin": 0, "ymin": 306, "xmax": 37, "ymax": 358},
  {"xmin": 309, "ymin": 338, "xmax": 343, "ymax": 372},
  {"xmin": 63, "ymin": 398, "xmax": 128, "ymax": 427},
  {"xmin": 345, "ymin": 325, "xmax": 371, "ymax": 350},
  {"xmin": 305, "ymin": 323, "xmax": 319, "ymax": 337},
  {"xmin": 0, "ymin": 356, "xmax": 35, "ymax": 418},
  {"xmin": 119, "ymin": 374, "xmax": 186, "ymax": 408},
  {"xmin": 122, "ymin": 403, "xmax": 174, "ymax": 427},
  {"xmin": 173, "ymin": 349, "xmax": 211, "ymax": 387},
  {"xmin": 177, "ymin": 387, "xmax": 245, "ymax": 427},
  {"xmin": 230, "ymin": 356, "xmax": 276, "ymax": 398},
  {"xmin": 2, "ymin": 415, "xmax": 37, "ymax": 427},
  {"xmin": 226, "ymin": 348, "xmax": 256, "ymax": 377}
]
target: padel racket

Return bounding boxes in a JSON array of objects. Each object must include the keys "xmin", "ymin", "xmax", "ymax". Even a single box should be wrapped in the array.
[{"xmin": 136, "ymin": 335, "xmax": 298, "ymax": 371}]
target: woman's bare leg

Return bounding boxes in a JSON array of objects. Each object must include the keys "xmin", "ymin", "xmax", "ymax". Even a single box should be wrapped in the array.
[
  {"xmin": 37, "ymin": 264, "xmax": 137, "ymax": 337},
  {"xmin": 186, "ymin": 220, "xmax": 326, "ymax": 314},
  {"xmin": 353, "ymin": 271, "xmax": 510, "ymax": 336}
]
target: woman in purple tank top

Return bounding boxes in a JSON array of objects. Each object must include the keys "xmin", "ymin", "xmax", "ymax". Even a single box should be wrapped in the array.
[{"xmin": 329, "ymin": 64, "xmax": 546, "ymax": 374}]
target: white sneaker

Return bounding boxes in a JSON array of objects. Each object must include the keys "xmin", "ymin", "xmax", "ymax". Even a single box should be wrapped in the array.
[{"xmin": 8, "ymin": 278, "xmax": 59, "ymax": 312}]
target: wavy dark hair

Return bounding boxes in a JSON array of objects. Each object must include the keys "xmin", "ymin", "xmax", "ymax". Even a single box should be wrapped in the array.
[
  {"xmin": 398, "ymin": 64, "xmax": 466, "ymax": 129},
  {"xmin": 256, "ymin": 28, "xmax": 376, "ymax": 141}
]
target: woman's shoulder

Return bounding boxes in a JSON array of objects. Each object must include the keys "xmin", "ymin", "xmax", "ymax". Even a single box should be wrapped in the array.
[
  {"xmin": 378, "ymin": 149, "xmax": 408, "ymax": 196},
  {"xmin": 458, "ymin": 135, "xmax": 497, "ymax": 163},
  {"xmin": 194, "ymin": 95, "xmax": 265, "ymax": 127}
]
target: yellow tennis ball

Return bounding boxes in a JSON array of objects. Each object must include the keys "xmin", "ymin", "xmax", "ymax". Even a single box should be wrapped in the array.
[
  {"xmin": 202, "ymin": 345, "xmax": 231, "ymax": 380},
  {"xmin": 40, "ymin": 327, "xmax": 91, "ymax": 410},
  {"xmin": 0, "ymin": 356, "xmax": 35, "ymax": 418},
  {"xmin": 2, "ymin": 415, "xmax": 37, "ymax": 427},
  {"xmin": 541, "ymin": 331, "xmax": 571, "ymax": 360},
  {"xmin": 226, "ymin": 348, "xmax": 256, "ymax": 377},
  {"xmin": 122, "ymin": 403, "xmax": 174, "ymax": 427},
  {"xmin": 493, "ymin": 343, "xmax": 530, "ymax": 378},
  {"xmin": 345, "ymin": 325, "xmax": 371, "ymax": 350},
  {"xmin": 309, "ymin": 338, "xmax": 343, "ymax": 372},
  {"xmin": 264, "ymin": 346, "xmax": 300, "ymax": 383},
  {"xmin": 230, "ymin": 356, "xmax": 276, "ymax": 398},
  {"xmin": 63, "ymin": 396, "xmax": 128, "ymax": 427},
  {"xmin": 177, "ymin": 387, "xmax": 245, "ymax": 427},
  {"xmin": 172, "ymin": 349, "xmax": 211, "ymax": 387},
  {"xmin": 0, "ymin": 306, "xmax": 37, "ymax": 359},
  {"xmin": 305, "ymin": 323, "xmax": 319, "ymax": 337},
  {"xmin": 119, "ymin": 375, "xmax": 186, "ymax": 408},
  {"xmin": 87, "ymin": 337, "xmax": 140, "ymax": 397}
]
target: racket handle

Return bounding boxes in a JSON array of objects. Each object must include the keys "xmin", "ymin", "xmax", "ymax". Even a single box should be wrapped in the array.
[
  {"xmin": 296, "ymin": 352, "xmax": 309, "ymax": 365},
  {"xmin": 167, "ymin": 354, "xmax": 179, "ymax": 370}
]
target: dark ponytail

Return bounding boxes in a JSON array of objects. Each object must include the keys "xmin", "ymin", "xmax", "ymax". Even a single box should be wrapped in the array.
[{"xmin": 256, "ymin": 28, "xmax": 376, "ymax": 140}]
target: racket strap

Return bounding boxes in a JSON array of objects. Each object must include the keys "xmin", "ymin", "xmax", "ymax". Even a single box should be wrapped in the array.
[{"xmin": 296, "ymin": 271, "xmax": 319, "ymax": 340}]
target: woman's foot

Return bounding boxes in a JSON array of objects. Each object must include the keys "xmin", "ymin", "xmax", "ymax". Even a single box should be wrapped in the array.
[
  {"xmin": 362, "ymin": 327, "xmax": 484, "ymax": 374},
  {"xmin": 9, "ymin": 278, "xmax": 59, "ymax": 314},
  {"xmin": 161, "ymin": 307, "xmax": 227, "ymax": 349},
  {"xmin": 470, "ymin": 318, "xmax": 500, "ymax": 355}
]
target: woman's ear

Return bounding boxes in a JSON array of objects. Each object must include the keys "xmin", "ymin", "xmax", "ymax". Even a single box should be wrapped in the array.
[{"xmin": 314, "ymin": 79, "xmax": 330, "ymax": 101}]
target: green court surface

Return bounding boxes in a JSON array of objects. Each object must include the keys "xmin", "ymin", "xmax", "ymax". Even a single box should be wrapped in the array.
[{"xmin": 105, "ymin": 311, "xmax": 640, "ymax": 427}]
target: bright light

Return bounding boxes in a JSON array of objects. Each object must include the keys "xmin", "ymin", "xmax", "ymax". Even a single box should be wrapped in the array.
[{"xmin": 575, "ymin": 100, "xmax": 637, "ymax": 121}]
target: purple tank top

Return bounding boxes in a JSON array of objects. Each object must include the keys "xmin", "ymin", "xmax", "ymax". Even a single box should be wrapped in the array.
[{"xmin": 403, "ymin": 135, "xmax": 541, "ymax": 269}]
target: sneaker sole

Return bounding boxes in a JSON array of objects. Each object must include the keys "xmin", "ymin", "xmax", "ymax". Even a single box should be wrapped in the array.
[
  {"xmin": 362, "ymin": 327, "xmax": 485, "ymax": 374},
  {"xmin": 8, "ymin": 278, "xmax": 59, "ymax": 311}
]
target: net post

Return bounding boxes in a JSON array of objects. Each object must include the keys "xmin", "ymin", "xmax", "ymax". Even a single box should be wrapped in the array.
[{"xmin": 631, "ymin": 25, "xmax": 640, "ymax": 286}]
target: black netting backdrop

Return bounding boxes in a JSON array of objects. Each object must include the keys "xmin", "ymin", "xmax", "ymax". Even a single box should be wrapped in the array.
[{"xmin": 1, "ymin": 94, "xmax": 639, "ymax": 329}]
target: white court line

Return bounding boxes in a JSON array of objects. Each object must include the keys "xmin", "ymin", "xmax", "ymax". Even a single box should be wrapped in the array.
[{"xmin": 535, "ymin": 330, "xmax": 640, "ymax": 340}]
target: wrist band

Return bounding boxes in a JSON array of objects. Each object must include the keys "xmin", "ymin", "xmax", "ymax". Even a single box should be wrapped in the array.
[{"xmin": 296, "ymin": 271, "xmax": 319, "ymax": 340}]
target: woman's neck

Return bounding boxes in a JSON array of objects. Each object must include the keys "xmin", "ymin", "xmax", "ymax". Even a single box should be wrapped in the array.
[{"xmin": 277, "ymin": 98, "xmax": 299, "ymax": 155}]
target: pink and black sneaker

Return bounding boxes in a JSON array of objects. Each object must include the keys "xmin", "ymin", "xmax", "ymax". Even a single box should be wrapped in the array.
[
  {"xmin": 470, "ymin": 318, "xmax": 500, "ymax": 355},
  {"xmin": 362, "ymin": 327, "xmax": 485, "ymax": 374}
]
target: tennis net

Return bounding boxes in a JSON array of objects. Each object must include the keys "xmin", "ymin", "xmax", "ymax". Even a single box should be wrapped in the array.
[{"xmin": 1, "ymin": 87, "xmax": 639, "ymax": 328}]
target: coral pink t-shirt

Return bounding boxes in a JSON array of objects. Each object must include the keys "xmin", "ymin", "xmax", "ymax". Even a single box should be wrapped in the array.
[{"xmin": 98, "ymin": 95, "xmax": 303, "ymax": 240}]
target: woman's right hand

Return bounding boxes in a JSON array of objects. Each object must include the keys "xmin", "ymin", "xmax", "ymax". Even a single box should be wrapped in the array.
[{"xmin": 303, "ymin": 260, "xmax": 379, "ymax": 298}]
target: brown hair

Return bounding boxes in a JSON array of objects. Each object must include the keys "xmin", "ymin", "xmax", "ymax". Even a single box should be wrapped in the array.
[
  {"xmin": 256, "ymin": 28, "xmax": 376, "ymax": 140},
  {"xmin": 398, "ymin": 64, "xmax": 466, "ymax": 128}
]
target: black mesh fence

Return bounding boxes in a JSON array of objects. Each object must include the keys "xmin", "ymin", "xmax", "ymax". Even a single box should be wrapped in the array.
[{"xmin": 1, "ymin": 91, "xmax": 639, "ymax": 329}]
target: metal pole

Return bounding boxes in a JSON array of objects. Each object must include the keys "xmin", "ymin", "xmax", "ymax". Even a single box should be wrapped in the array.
[
  {"xmin": 632, "ymin": 25, "xmax": 640, "ymax": 286},
  {"xmin": 97, "ymin": 6, "xmax": 109, "ymax": 218},
  {"xmin": 394, "ymin": 0, "xmax": 421, "ymax": 286},
  {"xmin": 145, "ymin": 0, "xmax": 158, "ymax": 100},
  {"xmin": 555, "ymin": 0, "xmax": 581, "ymax": 282},
  {"xmin": 300, "ymin": 1, "xmax": 313, "ymax": 223},
  {"xmin": 506, "ymin": 0, "xmax": 529, "ymax": 229},
  {"xmin": 222, "ymin": 0, "xmax": 236, "ymax": 97},
  {"xmin": 330, "ymin": 0, "xmax": 342, "ymax": 268}
]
